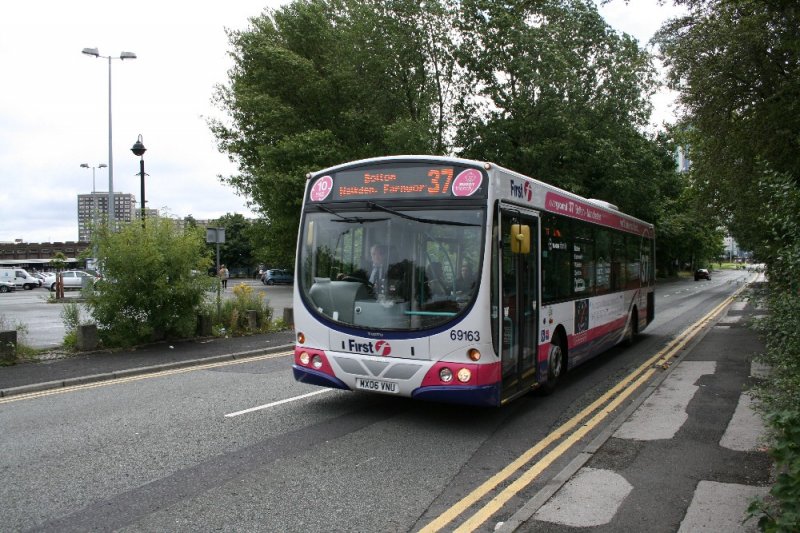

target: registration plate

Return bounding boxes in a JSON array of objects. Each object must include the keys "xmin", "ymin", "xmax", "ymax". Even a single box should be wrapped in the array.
[{"xmin": 354, "ymin": 377, "xmax": 399, "ymax": 394}]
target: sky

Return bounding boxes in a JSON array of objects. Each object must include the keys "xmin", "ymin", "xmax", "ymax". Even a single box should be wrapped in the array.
[{"xmin": 0, "ymin": 0, "xmax": 686, "ymax": 244}]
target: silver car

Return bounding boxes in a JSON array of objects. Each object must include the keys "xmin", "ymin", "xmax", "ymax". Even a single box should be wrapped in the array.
[{"xmin": 49, "ymin": 270, "xmax": 98, "ymax": 291}]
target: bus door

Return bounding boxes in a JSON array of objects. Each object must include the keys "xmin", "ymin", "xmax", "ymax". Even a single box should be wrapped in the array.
[{"xmin": 499, "ymin": 209, "xmax": 540, "ymax": 400}]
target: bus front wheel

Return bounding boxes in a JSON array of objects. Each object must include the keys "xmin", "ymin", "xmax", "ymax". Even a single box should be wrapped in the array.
[{"xmin": 540, "ymin": 332, "xmax": 566, "ymax": 395}]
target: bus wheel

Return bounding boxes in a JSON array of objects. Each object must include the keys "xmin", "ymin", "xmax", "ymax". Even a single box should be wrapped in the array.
[
  {"xmin": 624, "ymin": 309, "xmax": 638, "ymax": 346},
  {"xmin": 540, "ymin": 333, "xmax": 566, "ymax": 395}
]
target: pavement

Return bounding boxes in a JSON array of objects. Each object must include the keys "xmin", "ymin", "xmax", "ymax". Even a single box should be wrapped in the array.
[
  {"xmin": 504, "ymin": 283, "xmax": 773, "ymax": 532},
  {"xmin": 0, "ymin": 283, "xmax": 774, "ymax": 532},
  {"xmin": 0, "ymin": 329, "xmax": 296, "ymax": 396}
]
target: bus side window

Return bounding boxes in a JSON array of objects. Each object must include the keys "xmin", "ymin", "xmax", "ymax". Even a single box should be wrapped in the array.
[
  {"xmin": 610, "ymin": 232, "xmax": 626, "ymax": 292},
  {"xmin": 627, "ymin": 236, "xmax": 641, "ymax": 288},
  {"xmin": 542, "ymin": 214, "xmax": 572, "ymax": 303}
]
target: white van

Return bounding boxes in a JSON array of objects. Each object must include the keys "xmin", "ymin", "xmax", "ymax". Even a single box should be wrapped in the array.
[{"xmin": 0, "ymin": 268, "xmax": 41, "ymax": 290}]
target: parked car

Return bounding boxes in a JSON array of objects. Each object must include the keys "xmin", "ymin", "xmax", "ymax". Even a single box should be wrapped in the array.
[
  {"xmin": 261, "ymin": 269, "xmax": 293, "ymax": 285},
  {"xmin": 49, "ymin": 270, "xmax": 99, "ymax": 291},
  {"xmin": 694, "ymin": 268, "xmax": 711, "ymax": 281},
  {"xmin": 0, "ymin": 267, "xmax": 41, "ymax": 290},
  {"xmin": 0, "ymin": 280, "xmax": 15, "ymax": 293},
  {"xmin": 35, "ymin": 272, "xmax": 56, "ymax": 288}
]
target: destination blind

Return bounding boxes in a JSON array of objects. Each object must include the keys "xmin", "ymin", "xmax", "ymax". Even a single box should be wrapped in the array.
[{"xmin": 308, "ymin": 163, "xmax": 486, "ymax": 202}]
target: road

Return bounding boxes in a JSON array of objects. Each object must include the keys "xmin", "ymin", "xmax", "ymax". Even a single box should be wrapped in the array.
[
  {"xmin": 0, "ymin": 270, "xmax": 754, "ymax": 531},
  {"xmin": 0, "ymin": 279, "xmax": 294, "ymax": 349}
]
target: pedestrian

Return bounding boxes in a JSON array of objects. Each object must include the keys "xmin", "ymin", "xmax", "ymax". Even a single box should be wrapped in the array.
[{"xmin": 219, "ymin": 264, "xmax": 229, "ymax": 289}]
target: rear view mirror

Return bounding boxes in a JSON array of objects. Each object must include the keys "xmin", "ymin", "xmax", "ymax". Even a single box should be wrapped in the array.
[{"xmin": 510, "ymin": 224, "xmax": 530, "ymax": 254}]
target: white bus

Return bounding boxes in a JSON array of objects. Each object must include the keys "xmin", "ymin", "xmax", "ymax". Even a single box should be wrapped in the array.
[{"xmin": 292, "ymin": 156, "xmax": 655, "ymax": 406}]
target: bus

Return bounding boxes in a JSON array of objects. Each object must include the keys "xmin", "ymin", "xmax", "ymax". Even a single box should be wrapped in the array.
[{"xmin": 292, "ymin": 156, "xmax": 655, "ymax": 406}]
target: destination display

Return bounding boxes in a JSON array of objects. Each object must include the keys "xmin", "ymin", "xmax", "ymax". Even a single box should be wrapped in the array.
[{"xmin": 308, "ymin": 164, "xmax": 486, "ymax": 202}]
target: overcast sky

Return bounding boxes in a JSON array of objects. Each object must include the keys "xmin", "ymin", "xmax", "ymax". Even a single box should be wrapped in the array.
[{"xmin": 0, "ymin": 0, "xmax": 685, "ymax": 244}]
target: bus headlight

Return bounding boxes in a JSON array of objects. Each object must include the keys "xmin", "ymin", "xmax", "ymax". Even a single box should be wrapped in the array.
[
  {"xmin": 457, "ymin": 368, "xmax": 472, "ymax": 383},
  {"xmin": 467, "ymin": 348, "xmax": 481, "ymax": 361},
  {"xmin": 299, "ymin": 352, "xmax": 310, "ymax": 365},
  {"xmin": 439, "ymin": 368, "xmax": 454, "ymax": 383},
  {"xmin": 311, "ymin": 355, "xmax": 323, "ymax": 369}
]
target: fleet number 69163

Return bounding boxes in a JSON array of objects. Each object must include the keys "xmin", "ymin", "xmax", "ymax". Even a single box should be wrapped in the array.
[{"xmin": 450, "ymin": 329, "xmax": 480, "ymax": 342}]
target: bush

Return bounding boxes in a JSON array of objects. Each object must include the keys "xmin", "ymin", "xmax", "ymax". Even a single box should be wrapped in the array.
[
  {"xmin": 60, "ymin": 301, "xmax": 82, "ymax": 349},
  {"xmin": 216, "ymin": 282, "xmax": 273, "ymax": 335},
  {"xmin": 0, "ymin": 314, "xmax": 35, "ymax": 363},
  {"xmin": 86, "ymin": 218, "xmax": 215, "ymax": 347},
  {"xmin": 748, "ymin": 408, "xmax": 800, "ymax": 532},
  {"xmin": 750, "ymin": 292, "xmax": 800, "ymax": 532}
]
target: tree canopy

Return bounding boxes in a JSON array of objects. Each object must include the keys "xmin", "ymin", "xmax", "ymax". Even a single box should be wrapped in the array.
[
  {"xmin": 655, "ymin": 0, "xmax": 800, "ymax": 272},
  {"xmin": 211, "ymin": 0, "xmax": 697, "ymax": 273}
]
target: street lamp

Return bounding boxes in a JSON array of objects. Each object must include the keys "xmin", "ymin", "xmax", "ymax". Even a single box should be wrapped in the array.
[
  {"xmin": 130, "ymin": 134, "xmax": 147, "ymax": 224},
  {"xmin": 80, "ymin": 163, "xmax": 108, "ymax": 240},
  {"xmin": 81, "ymin": 47, "xmax": 137, "ymax": 228}
]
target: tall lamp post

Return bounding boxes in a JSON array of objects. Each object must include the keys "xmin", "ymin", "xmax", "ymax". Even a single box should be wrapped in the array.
[
  {"xmin": 81, "ymin": 47, "xmax": 137, "ymax": 228},
  {"xmin": 131, "ymin": 134, "xmax": 147, "ymax": 224}
]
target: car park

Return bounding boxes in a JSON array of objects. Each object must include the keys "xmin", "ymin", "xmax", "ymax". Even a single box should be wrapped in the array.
[
  {"xmin": 694, "ymin": 268, "xmax": 711, "ymax": 281},
  {"xmin": 49, "ymin": 270, "xmax": 99, "ymax": 291},
  {"xmin": 261, "ymin": 269, "xmax": 293, "ymax": 285},
  {"xmin": 0, "ymin": 280, "xmax": 15, "ymax": 293}
]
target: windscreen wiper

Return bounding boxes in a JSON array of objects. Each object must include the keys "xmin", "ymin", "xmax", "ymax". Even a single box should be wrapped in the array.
[
  {"xmin": 316, "ymin": 204, "xmax": 388, "ymax": 224},
  {"xmin": 366, "ymin": 202, "xmax": 480, "ymax": 227}
]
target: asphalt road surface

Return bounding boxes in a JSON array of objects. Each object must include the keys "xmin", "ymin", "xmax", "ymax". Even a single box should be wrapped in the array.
[{"xmin": 0, "ymin": 270, "xmax": 756, "ymax": 531}]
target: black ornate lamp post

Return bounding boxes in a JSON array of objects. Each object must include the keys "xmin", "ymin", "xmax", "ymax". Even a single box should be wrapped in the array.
[{"xmin": 131, "ymin": 134, "xmax": 147, "ymax": 224}]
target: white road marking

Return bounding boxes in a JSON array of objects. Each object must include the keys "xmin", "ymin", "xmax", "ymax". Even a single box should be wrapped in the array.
[
  {"xmin": 533, "ymin": 468, "xmax": 632, "ymax": 527},
  {"xmin": 225, "ymin": 389, "xmax": 332, "ymax": 417},
  {"xmin": 614, "ymin": 361, "xmax": 716, "ymax": 440},
  {"xmin": 678, "ymin": 481, "xmax": 767, "ymax": 532},
  {"xmin": 720, "ymin": 392, "xmax": 767, "ymax": 451}
]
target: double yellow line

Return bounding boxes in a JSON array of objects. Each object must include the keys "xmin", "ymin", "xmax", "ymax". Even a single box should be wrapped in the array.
[
  {"xmin": 0, "ymin": 350, "xmax": 292, "ymax": 405},
  {"xmin": 421, "ymin": 293, "xmax": 738, "ymax": 532}
]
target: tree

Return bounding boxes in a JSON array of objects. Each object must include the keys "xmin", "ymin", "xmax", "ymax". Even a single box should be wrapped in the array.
[
  {"xmin": 654, "ymin": 0, "xmax": 800, "ymax": 263},
  {"xmin": 453, "ymin": 0, "xmax": 688, "ymax": 268},
  {"xmin": 49, "ymin": 252, "xmax": 67, "ymax": 272},
  {"xmin": 86, "ymin": 218, "xmax": 214, "ymax": 346},
  {"xmin": 211, "ymin": 0, "xmax": 688, "ymax": 275},
  {"xmin": 213, "ymin": 213, "xmax": 255, "ymax": 271},
  {"xmin": 248, "ymin": 218, "xmax": 294, "ymax": 270},
  {"xmin": 655, "ymin": 4, "xmax": 800, "ymax": 529},
  {"xmin": 455, "ymin": 0, "xmax": 660, "ymax": 203},
  {"xmin": 209, "ymin": 0, "xmax": 458, "ymax": 263}
]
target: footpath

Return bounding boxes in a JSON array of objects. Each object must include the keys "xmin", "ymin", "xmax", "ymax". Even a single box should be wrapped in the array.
[
  {"xmin": 0, "ymin": 330, "xmax": 295, "ymax": 396},
  {"xmin": 0, "ymin": 282, "xmax": 774, "ymax": 532},
  {"xmin": 502, "ymin": 282, "xmax": 773, "ymax": 533}
]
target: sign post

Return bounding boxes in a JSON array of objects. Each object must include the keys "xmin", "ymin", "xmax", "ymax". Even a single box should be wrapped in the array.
[{"xmin": 206, "ymin": 227, "xmax": 226, "ymax": 321}]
